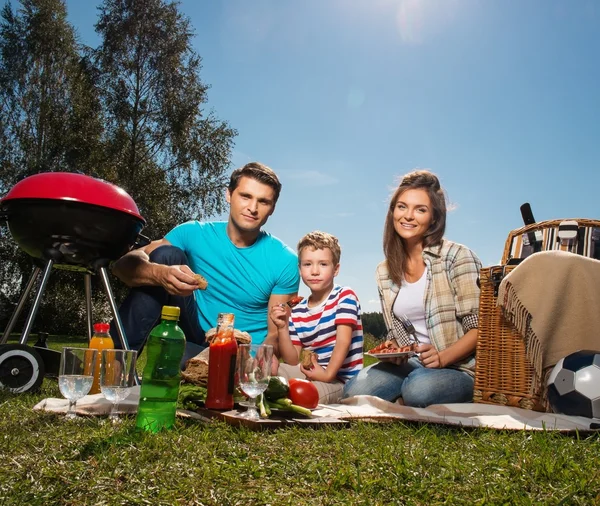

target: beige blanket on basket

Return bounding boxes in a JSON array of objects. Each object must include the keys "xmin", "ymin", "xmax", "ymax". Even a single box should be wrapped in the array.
[{"xmin": 497, "ymin": 250, "xmax": 600, "ymax": 395}]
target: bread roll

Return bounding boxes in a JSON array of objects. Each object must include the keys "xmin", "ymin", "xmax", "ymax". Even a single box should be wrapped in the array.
[
  {"xmin": 193, "ymin": 273, "xmax": 208, "ymax": 290},
  {"xmin": 182, "ymin": 347, "xmax": 210, "ymax": 385},
  {"xmin": 205, "ymin": 327, "xmax": 251, "ymax": 344}
]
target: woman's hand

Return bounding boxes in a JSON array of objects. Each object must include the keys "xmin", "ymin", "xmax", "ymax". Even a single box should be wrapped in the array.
[
  {"xmin": 416, "ymin": 343, "xmax": 443, "ymax": 369},
  {"xmin": 269, "ymin": 304, "xmax": 290, "ymax": 330}
]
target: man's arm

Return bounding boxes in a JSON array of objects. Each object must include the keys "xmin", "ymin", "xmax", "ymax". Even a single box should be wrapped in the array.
[
  {"xmin": 264, "ymin": 292, "xmax": 298, "ymax": 357},
  {"xmin": 111, "ymin": 238, "xmax": 200, "ymax": 296}
]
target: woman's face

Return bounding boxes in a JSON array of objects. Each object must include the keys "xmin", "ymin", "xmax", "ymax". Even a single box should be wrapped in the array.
[{"xmin": 392, "ymin": 188, "xmax": 434, "ymax": 245}]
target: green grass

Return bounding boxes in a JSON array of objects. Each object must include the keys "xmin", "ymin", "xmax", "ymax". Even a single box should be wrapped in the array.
[{"xmin": 2, "ymin": 335, "xmax": 600, "ymax": 504}]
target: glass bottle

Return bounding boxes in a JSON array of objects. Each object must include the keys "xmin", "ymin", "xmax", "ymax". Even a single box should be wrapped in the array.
[
  {"xmin": 205, "ymin": 313, "xmax": 238, "ymax": 410},
  {"xmin": 135, "ymin": 306, "xmax": 186, "ymax": 432},
  {"xmin": 89, "ymin": 322, "xmax": 115, "ymax": 394}
]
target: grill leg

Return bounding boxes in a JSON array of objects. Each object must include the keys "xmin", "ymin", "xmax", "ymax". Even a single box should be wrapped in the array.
[
  {"xmin": 19, "ymin": 260, "xmax": 54, "ymax": 345},
  {"xmin": 98, "ymin": 267, "xmax": 139, "ymax": 385},
  {"xmin": 98, "ymin": 267, "xmax": 129, "ymax": 350},
  {"xmin": 84, "ymin": 273, "xmax": 93, "ymax": 343},
  {"xmin": 0, "ymin": 266, "xmax": 42, "ymax": 345}
]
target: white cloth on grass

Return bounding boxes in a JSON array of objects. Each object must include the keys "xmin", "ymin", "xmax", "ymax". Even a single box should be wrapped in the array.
[{"xmin": 33, "ymin": 386, "xmax": 140, "ymax": 416}]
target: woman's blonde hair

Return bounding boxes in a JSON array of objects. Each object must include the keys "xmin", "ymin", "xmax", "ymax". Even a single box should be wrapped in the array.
[
  {"xmin": 297, "ymin": 230, "xmax": 341, "ymax": 265},
  {"xmin": 383, "ymin": 170, "xmax": 447, "ymax": 285}
]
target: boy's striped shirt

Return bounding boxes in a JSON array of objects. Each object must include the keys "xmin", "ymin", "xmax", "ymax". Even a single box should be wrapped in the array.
[{"xmin": 289, "ymin": 285, "xmax": 363, "ymax": 382}]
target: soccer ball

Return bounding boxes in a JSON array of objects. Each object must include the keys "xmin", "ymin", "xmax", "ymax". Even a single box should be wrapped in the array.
[{"xmin": 546, "ymin": 350, "xmax": 600, "ymax": 419}]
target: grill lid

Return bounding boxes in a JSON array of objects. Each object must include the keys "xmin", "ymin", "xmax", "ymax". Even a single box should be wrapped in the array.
[{"xmin": 1, "ymin": 172, "xmax": 144, "ymax": 222}]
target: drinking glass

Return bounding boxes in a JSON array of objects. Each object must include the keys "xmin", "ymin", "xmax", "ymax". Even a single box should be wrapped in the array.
[
  {"xmin": 58, "ymin": 347, "xmax": 98, "ymax": 420},
  {"xmin": 100, "ymin": 349, "xmax": 138, "ymax": 423},
  {"xmin": 236, "ymin": 344, "xmax": 273, "ymax": 420}
]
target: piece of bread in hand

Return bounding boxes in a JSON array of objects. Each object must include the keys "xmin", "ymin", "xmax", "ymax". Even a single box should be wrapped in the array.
[
  {"xmin": 193, "ymin": 273, "xmax": 208, "ymax": 290},
  {"xmin": 300, "ymin": 349, "xmax": 316, "ymax": 369}
]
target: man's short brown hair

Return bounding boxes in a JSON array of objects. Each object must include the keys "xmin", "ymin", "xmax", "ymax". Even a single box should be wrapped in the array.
[
  {"xmin": 297, "ymin": 231, "xmax": 341, "ymax": 265},
  {"xmin": 228, "ymin": 162, "xmax": 282, "ymax": 203}
]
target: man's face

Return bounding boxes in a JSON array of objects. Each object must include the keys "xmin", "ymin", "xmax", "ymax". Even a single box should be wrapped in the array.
[{"xmin": 226, "ymin": 176, "xmax": 276, "ymax": 234}]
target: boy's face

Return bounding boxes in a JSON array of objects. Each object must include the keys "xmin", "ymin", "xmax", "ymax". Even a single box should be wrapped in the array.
[{"xmin": 299, "ymin": 247, "xmax": 340, "ymax": 293}]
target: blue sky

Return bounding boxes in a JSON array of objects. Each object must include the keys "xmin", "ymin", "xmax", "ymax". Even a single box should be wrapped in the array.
[{"xmin": 64, "ymin": 0, "xmax": 600, "ymax": 311}]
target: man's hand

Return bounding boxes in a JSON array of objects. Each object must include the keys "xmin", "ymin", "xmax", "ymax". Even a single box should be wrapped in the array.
[{"xmin": 155, "ymin": 264, "xmax": 203, "ymax": 296}]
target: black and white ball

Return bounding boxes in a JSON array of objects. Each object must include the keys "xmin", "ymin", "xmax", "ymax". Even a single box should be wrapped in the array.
[{"xmin": 547, "ymin": 350, "xmax": 600, "ymax": 419}]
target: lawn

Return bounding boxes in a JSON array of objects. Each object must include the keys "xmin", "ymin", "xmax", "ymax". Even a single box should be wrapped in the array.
[{"xmin": 1, "ymin": 336, "xmax": 599, "ymax": 505}]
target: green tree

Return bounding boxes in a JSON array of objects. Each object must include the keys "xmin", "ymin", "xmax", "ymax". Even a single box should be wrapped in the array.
[
  {"xmin": 0, "ymin": 0, "xmax": 237, "ymax": 335},
  {"xmin": 93, "ymin": 0, "xmax": 237, "ymax": 239},
  {"xmin": 0, "ymin": 0, "xmax": 104, "ymax": 336},
  {"xmin": 362, "ymin": 312, "xmax": 387, "ymax": 339}
]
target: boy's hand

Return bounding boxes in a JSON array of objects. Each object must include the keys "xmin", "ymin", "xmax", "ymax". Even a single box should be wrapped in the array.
[
  {"xmin": 269, "ymin": 304, "xmax": 290, "ymax": 330},
  {"xmin": 300, "ymin": 355, "xmax": 331, "ymax": 382}
]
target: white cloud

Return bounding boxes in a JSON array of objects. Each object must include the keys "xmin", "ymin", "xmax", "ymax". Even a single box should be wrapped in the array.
[{"xmin": 336, "ymin": 212, "xmax": 355, "ymax": 218}]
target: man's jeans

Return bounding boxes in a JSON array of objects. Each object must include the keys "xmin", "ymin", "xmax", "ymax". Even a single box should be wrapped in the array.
[
  {"xmin": 342, "ymin": 357, "xmax": 474, "ymax": 407},
  {"xmin": 110, "ymin": 246, "xmax": 206, "ymax": 361}
]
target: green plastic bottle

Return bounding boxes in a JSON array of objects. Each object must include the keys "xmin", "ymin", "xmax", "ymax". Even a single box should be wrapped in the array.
[{"xmin": 135, "ymin": 305, "xmax": 186, "ymax": 432}]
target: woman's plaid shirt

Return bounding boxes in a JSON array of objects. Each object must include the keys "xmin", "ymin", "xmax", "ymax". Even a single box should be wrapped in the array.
[{"xmin": 376, "ymin": 239, "xmax": 482, "ymax": 375}]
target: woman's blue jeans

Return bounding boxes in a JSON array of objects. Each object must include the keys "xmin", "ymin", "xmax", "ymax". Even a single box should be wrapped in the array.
[
  {"xmin": 342, "ymin": 357, "xmax": 474, "ymax": 407},
  {"xmin": 109, "ymin": 245, "xmax": 206, "ymax": 357}
]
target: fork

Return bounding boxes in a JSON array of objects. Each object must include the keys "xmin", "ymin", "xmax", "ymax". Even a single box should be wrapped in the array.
[{"xmin": 398, "ymin": 314, "xmax": 421, "ymax": 345}]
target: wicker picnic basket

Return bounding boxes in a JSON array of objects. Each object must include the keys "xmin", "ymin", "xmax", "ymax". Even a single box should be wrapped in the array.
[{"xmin": 473, "ymin": 218, "xmax": 600, "ymax": 411}]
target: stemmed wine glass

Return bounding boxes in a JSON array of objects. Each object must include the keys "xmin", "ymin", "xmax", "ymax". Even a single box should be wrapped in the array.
[
  {"xmin": 236, "ymin": 344, "xmax": 273, "ymax": 420},
  {"xmin": 100, "ymin": 349, "xmax": 137, "ymax": 424},
  {"xmin": 58, "ymin": 347, "xmax": 98, "ymax": 420}
]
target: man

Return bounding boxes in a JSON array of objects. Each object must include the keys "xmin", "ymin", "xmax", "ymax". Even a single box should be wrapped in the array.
[{"xmin": 110, "ymin": 162, "xmax": 299, "ymax": 358}]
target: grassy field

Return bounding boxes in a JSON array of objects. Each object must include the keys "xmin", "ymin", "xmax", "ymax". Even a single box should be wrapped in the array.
[{"xmin": 1, "ymin": 336, "xmax": 600, "ymax": 505}]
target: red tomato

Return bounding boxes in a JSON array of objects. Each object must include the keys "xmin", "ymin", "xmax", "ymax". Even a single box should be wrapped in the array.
[{"xmin": 288, "ymin": 378, "xmax": 319, "ymax": 409}]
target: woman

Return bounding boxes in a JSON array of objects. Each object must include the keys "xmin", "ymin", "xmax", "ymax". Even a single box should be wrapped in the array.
[{"xmin": 343, "ymin": 170, "xmax": 481, "ymax": 407}]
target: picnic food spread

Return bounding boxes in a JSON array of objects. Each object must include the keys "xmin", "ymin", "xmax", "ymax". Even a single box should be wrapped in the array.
[{"xmin": 367, "ymin": 340, "xmax": 415, "ymax": 355}]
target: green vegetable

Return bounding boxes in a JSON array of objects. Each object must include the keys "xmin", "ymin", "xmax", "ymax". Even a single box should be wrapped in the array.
[
  {"xmin": 257, "ymin": 394, "xmax": 270, "ymax": 418},
  {"xmin": 264, "ymin": 376, "xmax": 290, "ymax": 401},
  {"xmin": 265, "ymin": 397, "xmax": 312, "ymax": 418},
  {"xmin": 177, "ymin": 383, "xmax": 207, "ymax": 410}
]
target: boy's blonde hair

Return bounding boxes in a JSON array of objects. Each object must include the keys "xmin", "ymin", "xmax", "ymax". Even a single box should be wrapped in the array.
[{"xmin": 297, "ymin": 231, "xmax": 341, "ymax": 265}]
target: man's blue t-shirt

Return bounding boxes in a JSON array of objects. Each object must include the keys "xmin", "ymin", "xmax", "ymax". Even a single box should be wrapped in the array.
[{"xmin": 165, "ymin": 221, "xmax": 299, "ymax": 344}]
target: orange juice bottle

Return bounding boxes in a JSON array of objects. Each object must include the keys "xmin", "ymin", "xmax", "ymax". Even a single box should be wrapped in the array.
[{"xmin": 89, "ymin": 322, "xmax": 115, "ymax": 394}]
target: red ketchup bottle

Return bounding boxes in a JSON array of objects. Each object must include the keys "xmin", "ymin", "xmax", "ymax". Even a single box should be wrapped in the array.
[{"xmin": 205, "ymin": 313, "xmax": 238, "ymax": 410}]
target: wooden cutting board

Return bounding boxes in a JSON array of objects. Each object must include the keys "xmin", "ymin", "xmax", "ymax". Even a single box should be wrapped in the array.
[{"xmin": 180, "ymin": 406, "xmax": 349, "ymax": 431}]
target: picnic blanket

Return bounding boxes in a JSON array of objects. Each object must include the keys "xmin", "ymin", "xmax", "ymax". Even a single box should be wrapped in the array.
[
  {"xmin": 33, "ymin": 389, "xmax": 599, "ymax": 432},
  {"xmin": 497, "ymin": 250, "xmax": 600, "ymax": 395},
  {"xmin": 312, "ymin": 396, "xmax": 600, "ymax": 432},
  {"xmin": 34, "ymin": 386, "xmax": 141, "ymax": 416}
]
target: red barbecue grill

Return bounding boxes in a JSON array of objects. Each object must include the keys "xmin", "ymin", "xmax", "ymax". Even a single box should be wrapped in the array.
[{"xmin": 0, "ymin": 172, "xmax": 147, "ymax": 392}]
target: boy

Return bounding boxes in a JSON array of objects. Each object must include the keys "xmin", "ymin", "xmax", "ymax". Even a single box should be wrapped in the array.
[{"xmin": 269, "ymin": 231, "xmax": 363, "ymax": 403}]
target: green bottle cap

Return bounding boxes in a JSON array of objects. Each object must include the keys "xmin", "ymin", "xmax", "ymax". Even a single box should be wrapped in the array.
[{"xmin": 161, "ymin": 306, "xmax": 180, "ymax": 320}]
